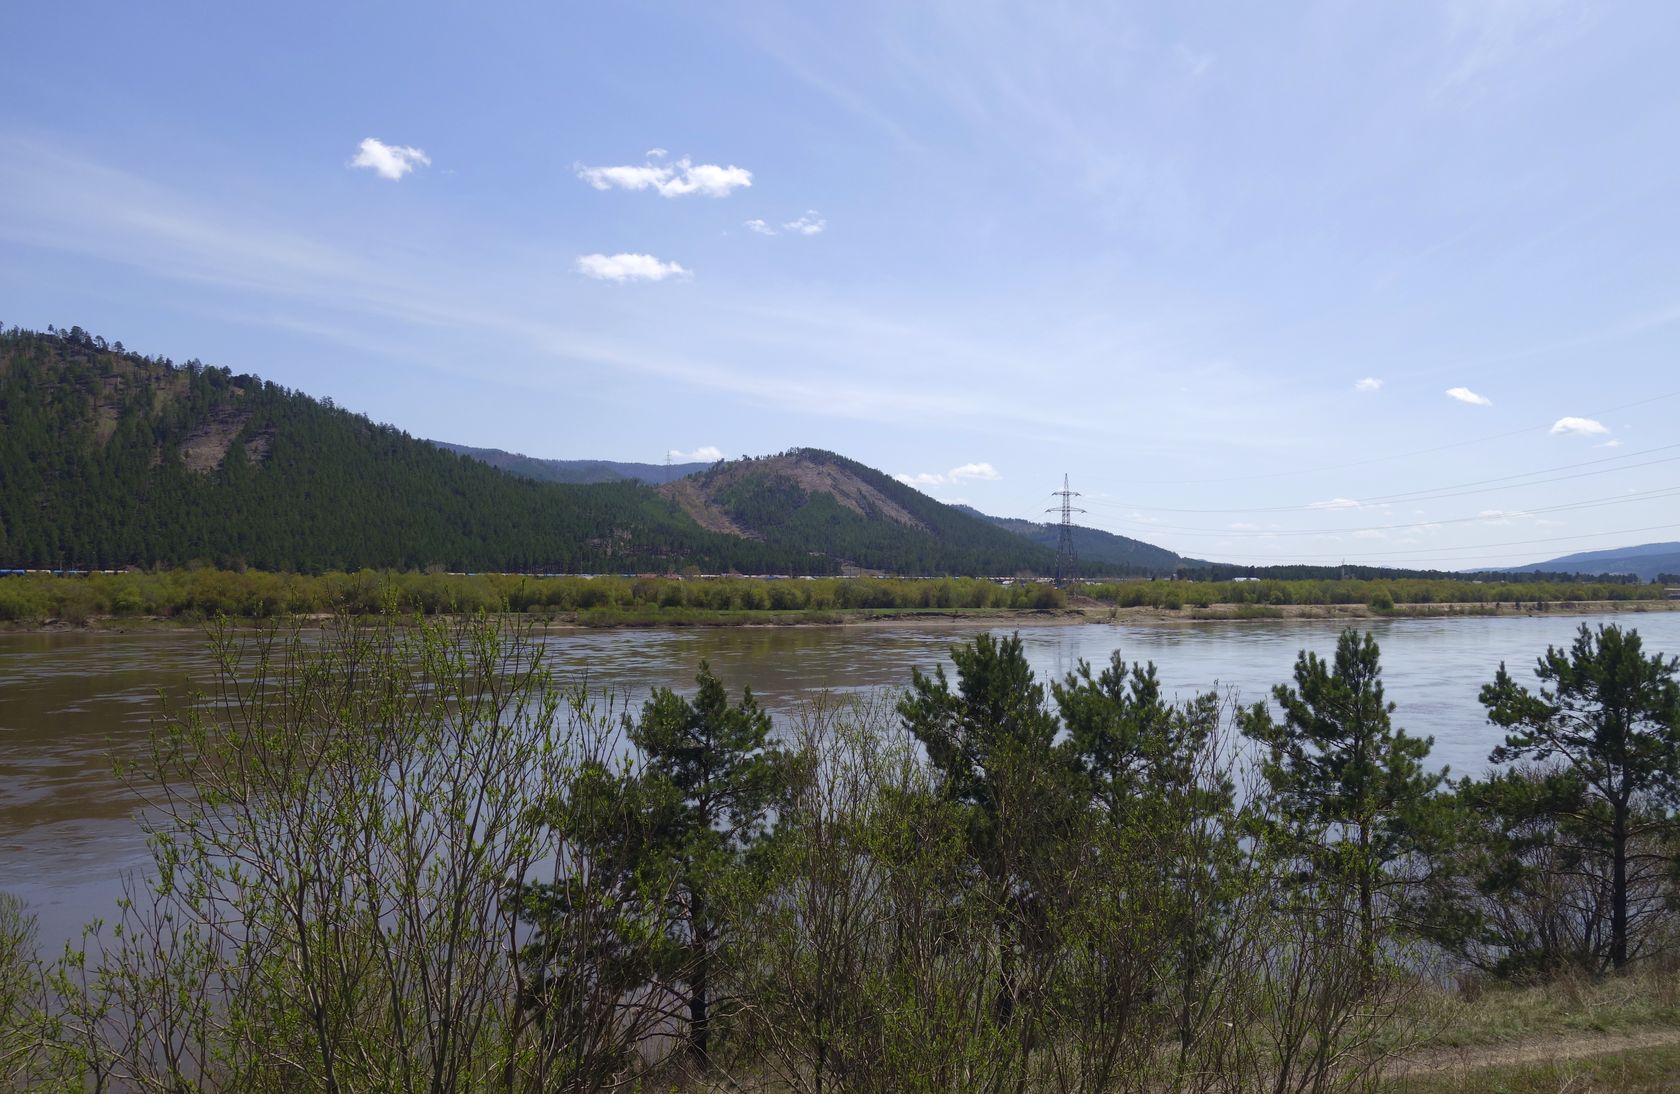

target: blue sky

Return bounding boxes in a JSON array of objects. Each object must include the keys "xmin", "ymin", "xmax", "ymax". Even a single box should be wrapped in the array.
[{"xmin": 3, "ymin": 1, "xmax": 1678, "ymax": 569}]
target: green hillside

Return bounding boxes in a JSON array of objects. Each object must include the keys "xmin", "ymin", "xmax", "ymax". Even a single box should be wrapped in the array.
[
  {"xmin": 0, "ymin": 327, "xmax": 804, "ymax": 573},
  {"xmin": 0, "ymin": 326, "xmax": 1090, "ymax": 577}
]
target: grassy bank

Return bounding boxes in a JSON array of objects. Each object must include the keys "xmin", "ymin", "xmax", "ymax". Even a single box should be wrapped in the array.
[
  {"xmin": 2, "ymin": 569, "xmax": 1670, "ymax": 630},
  {"xmin": 0, "ymin": 570, "xmax": 1064, "ymax": 625}
]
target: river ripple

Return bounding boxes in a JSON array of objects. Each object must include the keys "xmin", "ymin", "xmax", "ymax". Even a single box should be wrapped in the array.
[{"xmin": 4, "ymin": 610, "xmax": 1678, "ymax": 945}]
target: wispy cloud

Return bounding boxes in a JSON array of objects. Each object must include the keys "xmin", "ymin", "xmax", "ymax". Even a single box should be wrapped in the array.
[
  {"xmin": 668, "ymin": 445, "xmax": 723, "ymax": 462},
  {"xmin": 782, "ymin": 210, "xmax": 826, "ymax": 235},
  {"xmin": 1446, "ymin": 386, "xmax": 1492, "ymax": 406},
  {"xmin": 577, "ymin": 156, "xmax": 752, "ymax": 198},
  {"xmin": 1549, "ymin": 415, "xmax": 1609, "ymax": 436},
  {"xmin": 575, "ymin": 253, "xmax": 690, "ymax": 282},
  {"xmin": 1353, "ymin": 377, "xmax": 1383, "ymax": 393},
  {"xmin": 1174, "ymin": 43, "xmax": 1213, "ymax": 78},
  {"xmin": 1439, "ymin": 0, "xmax": 1595, "ymax": 94},
  {"xmin": 743, "ymin": 211, "xmax": 827, "ymax": 237},
  {"xmin": 894, "ymin": 461, "xmax": 1001, "ymax": 488},
  {"xmin": 1309, "ymin": 497, "xmax": 1361, "ymax": 510},
  {"xmin": 348, "ymin": 138, "xmax": 430, "ymax": 180}
]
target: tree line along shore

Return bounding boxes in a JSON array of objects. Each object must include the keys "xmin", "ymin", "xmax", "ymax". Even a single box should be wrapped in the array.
[
  {"xmin": 2, "ymin": 613, "xmax": 1679, "ymax": 1089},
  {"xmin": 0, "ymin": 568, "xmax": 1671, "ymax": 627}
]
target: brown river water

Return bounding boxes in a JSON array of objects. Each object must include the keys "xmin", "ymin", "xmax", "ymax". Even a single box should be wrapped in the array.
[{"xmin": 4, "ymin": 611, "xmax": 1679, "ymax": 947}]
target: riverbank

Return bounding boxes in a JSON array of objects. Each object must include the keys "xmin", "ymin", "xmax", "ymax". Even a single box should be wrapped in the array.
[
  {"xmin": 3, "ymin": 598, "xmax": 1680, "ymax": 631},
  {"xmin": 6, "ymin": 597, "xmax": 1679, "ymax": 634}
]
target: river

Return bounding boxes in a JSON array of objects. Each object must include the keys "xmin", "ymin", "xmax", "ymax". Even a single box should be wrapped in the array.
[{"xmin": 4, "ymin": 609, "xmax": 1679, "ymax": 946}]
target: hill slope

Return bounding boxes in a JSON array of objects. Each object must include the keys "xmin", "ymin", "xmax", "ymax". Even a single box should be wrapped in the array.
[
  {"xmin": 432, "ymin": 441, "xmax": 709, "ymax": 485},
  {"xmin": 0, "ymin": 328, "xmax": 807, "ymax": 573},
  {"xmin": 955, "ymin": 507, "xmax": 1188, "ymax": 575},
  {"xmin": 0, "ymin": 326, "xmax": 1109, "ymax": 577},
  {"xmin": 1499, "ymin": 542, "xmax": 1680, "ymax": 582},
  {"xmin": 660, "ymin": 449, "xmax": 1061, "ymax": 575}
]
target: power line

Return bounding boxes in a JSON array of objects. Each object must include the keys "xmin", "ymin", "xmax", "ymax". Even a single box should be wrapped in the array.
[
  {"xmin": 1086, "ymin": 484, "xmax": 1680, "ymax": 539},
  {"xmin": 1081, "ymin": 444, "xmax": 1680, "ymax": 516},
  {"xmin": 1192, "ymin": 521, "xmax": 1680, "ymax": 565},
  {"xmin": 1114, "ymin": 387, "xmax": 1680, "ymax": 487}
]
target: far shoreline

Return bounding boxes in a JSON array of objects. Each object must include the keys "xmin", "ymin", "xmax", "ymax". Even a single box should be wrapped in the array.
[{"xmin": 6, "ymin": 597, "xmax": 1678, "ymax": 635}]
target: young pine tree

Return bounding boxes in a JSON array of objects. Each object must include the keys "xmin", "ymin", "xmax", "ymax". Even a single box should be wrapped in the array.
[
  {"xmin": 628, "ymin": 661, "xmax": 798, "ymax": 1068},
  {"xmin": 1480, "ymin": 623, "xmax": 1680, "ymax": 970},
  {"xmin": 1240, "ymin": 629, "xmax": 1447, "ymax": 964},
  {"xmin": 898, "ymin": 632, "xmax": 1080, "ymax": 1028}
]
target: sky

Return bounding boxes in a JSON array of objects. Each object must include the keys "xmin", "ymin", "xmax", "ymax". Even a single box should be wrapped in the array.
[{"xmin": 3, "ymin": 0, "xmax": 1678, "ymax": 570}]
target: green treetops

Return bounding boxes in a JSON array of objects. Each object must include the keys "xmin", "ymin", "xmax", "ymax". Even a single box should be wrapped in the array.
[
  {"xmin": 1480, "ymin": 623, "xmax": 1680, "ymax": 969},
  {"xmin": 1240, "ymin": 628, "xmax": 1447, "ymax": 960}
]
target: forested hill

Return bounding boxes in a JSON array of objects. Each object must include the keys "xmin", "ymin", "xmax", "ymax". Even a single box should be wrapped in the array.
[
  {"xmin": 955, "ymin": 506, "xmax": 1190, "ymax": 575},
  {"xmin": 431, "ymin": 441, "xmax": 709, "ymax": 485},
  {"xmin": 0, "ymin": 327, "xmax": 1078, "ymax": 576},
  {"xmin": 0, "ymin": 328, "xmax": 807, "ymax": 573},
  {"xmin": 661, "ymin": 449, "xmax": 1061, "ymax": 576}
]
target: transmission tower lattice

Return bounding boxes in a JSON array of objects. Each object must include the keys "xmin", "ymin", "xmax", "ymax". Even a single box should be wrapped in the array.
[{"xmin": 1046, "ymin": 473, "xmax": 1085, "ymax": 587}]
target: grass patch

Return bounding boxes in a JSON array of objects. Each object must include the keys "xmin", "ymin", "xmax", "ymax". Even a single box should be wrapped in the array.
[
  {"xmin": 1386, "ymin": 1041, "xmax": 1680, "ymax": 1092},
  {"xmin": 1392, "ymin": 966, "xmax": 1680, "ymax": 1053}
]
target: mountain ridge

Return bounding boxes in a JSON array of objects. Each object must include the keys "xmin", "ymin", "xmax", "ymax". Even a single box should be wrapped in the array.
[
  {"xmin": 430, "ymin": 441, "xmax": 710, "ymax": 486},
  {"xmin": 1494, "ymin": 542, "xmax": 1680, "ymax": 582}
]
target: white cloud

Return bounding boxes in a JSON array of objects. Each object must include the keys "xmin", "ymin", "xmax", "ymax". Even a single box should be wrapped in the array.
[
  {"xmin": 668, "ymin": 445, "xmax": 723, "ymax": 462},
  {"xmin": 1309, "ymin": 497, "xmax": 1361, "ymax": 510},
  {"xmin": 1353, "ymin": 377, "xmax": 1383, "ymax": 393},
  {"xmin": 578, "ymin": 156, "xmax": 752, "ymax": 198},
  {"xmin": 1597, "ymin": 439, "xmax": 1624, "ymax": 449},
  {"xmin": 1229, "ymin": 521, "xmax": 1260, "ymax": 531},
  {"xmin": 646, "ymin": 147, "xmax": 668, "ymax": 159},
  {"xmin": 744, "ymin": 218, "xmax": 776, "ymax": 235},
  {"xmin": 782, "ymin": 210, "xmax": 826, "ymax": 235},
  {"xmin": 348, "ymin": 138, "xmax": 430, "ymax": 180},
  {"xmin": 895, "ymin": 461, "xmax": 1001, "ymax": 488},
  {"xmin": 575, "ymin": 253, "xmax": 690, "ymax": 282},
  {"xmin": 1478, "ymin": 509, "xmax": 1532, "ymax": 525},
  {"xmin": 1549, "ymin": 416, "xmax": 1609, "ymax": 436},
  {"xmin": 1446, "ymin": 386, "xmax": 1492, "ymax": 406},
  {"xmin": 948, "ymin": 462, "xmax": 999, "ymax": 481}
]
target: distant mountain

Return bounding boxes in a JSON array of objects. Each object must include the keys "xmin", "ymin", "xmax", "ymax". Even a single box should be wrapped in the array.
[
  {"xmin": 955, "ymin": 506, "xmax": 1189, "ymax": 576},
  {"xmin": 659, "ymin": 449, "xmax": 1061, "ymax": 576},
  {"xmin": 432, "ymin": 441, "xmax": 709, "ymax": 486},
  {"xmin": 1496, "ymin": 542, "xmax": 1680, "ymax": 582}
]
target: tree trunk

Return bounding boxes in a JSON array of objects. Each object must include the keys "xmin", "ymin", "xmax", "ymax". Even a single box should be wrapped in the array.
[
  {"xmin": 1611, "ymin": 798, "xmax": 1629, "ymax": 970},
  {"xmin": 689, "ymin": 889, "xmax": 712, "ymax": 1068},
  {"xmin": 1358, "ymin": 822, "xmax": 1375, "ymax": 979}
]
